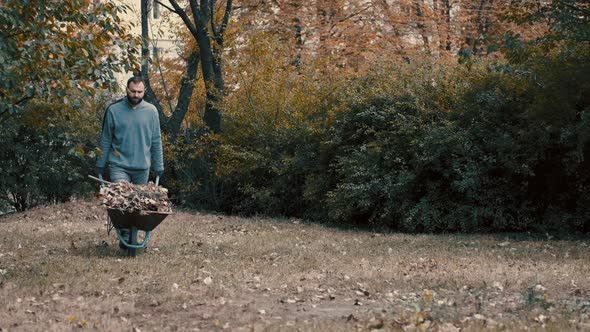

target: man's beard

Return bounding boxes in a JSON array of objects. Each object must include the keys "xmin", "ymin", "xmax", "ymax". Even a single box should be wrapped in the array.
[{"xmin": 127, "ymin": 95, "xmax": 143, "ymax": 106}]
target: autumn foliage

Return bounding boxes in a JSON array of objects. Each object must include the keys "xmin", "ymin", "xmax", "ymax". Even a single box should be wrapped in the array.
[
  {"xmin": 0, "ymin": 0, "xmax": 139, "ymax": 120},
  {"xmin": 3, "ymin": 0, "xmax": 590, "ymax": 234},
  {"xmin": 173, "ymin": 0, "xmax": 590, "ymax": 233}
]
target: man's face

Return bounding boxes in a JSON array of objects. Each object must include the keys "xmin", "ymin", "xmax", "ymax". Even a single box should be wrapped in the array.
[{"xmin": 126, "ymin": 81, "xmax": 145, "ymax": 106}]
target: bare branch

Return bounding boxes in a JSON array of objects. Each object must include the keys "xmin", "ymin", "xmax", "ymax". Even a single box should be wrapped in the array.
[
  {"xmin": 210, "ymin": 0, "xmax": 217, "ymax": 34},
  {"xmin": 167, "ymin": 0, "xmax": 199, "ymax": 37},
  {"xmin": 219, "ymin": 0, "xmax": 232, "ymax": 37},
  {"xmin": 155, "ymin": 0, "xmax": 177, "ymax": 14},
  {"xmin": 210, "ymin": 0, "xmax": 232, "ymax": 45},
  {"xmin": 337, "ymin": 3, "xmax": 373, "ymax": 23}
]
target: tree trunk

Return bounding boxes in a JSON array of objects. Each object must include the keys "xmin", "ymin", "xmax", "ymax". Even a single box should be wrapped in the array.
[
  {"xmin": 166, "ymin": 51, "xmax": 201, "ymax": 139},
  {"xmin": 141, "ymin": 0, "xmax": 166, "ymax": 125},
  {"xmin": 164, "ymin": 0, "xmax": 231, "ymax": 134},
  {"xmin": 195, "ymin": 20, "xmax": 222, "ymax": 133}
]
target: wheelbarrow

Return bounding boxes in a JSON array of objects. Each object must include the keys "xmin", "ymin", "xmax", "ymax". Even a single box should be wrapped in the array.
[
  {"xmin": 91, "ymin": 174, "xmax": 172, "ymax": 257},
  {"xmin": 107, "ymin": 208, "xmax": 171, "ymax": 257}
]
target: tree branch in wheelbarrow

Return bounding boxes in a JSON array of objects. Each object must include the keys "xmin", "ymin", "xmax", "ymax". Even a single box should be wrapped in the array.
[{"xmin": 88, "ymin": 175, "xmax": 173, "ymax": 213}]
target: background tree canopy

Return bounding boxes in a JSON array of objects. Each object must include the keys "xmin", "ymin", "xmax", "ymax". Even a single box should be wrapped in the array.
[
  {"xmin": 2, "ymin": 0, "xmax": 589, "ymax": 234},
  {"xmin": 0, "ymin": 0, "xmax": 139, "ymax": 122}
]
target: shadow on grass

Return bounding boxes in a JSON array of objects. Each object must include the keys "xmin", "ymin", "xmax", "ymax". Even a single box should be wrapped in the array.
[
  {"xmin": 254, "ymin": 208, "xmax": 590, "ymax": 241},
  {"xmin": 487, "ymin": 232, "xmax": 590, "ymax": 242},
  {"xmin": 73, "ymin": 241, "xmax": 147, "ymax": 259}
]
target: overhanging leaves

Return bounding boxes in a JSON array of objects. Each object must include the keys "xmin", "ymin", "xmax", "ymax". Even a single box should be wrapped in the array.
[{"xmin": 0, "ymin": 0, "xmax": 140, "ymax": 122}]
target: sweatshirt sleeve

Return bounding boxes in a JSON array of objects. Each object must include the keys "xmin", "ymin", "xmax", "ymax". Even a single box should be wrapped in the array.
[
  {"xmin": 151, "ymin": 111, "xmax": 164, "ymax": 172},
  {"xmin": 96, "ymin": 108, "xmax": 114, "ymax": 168}
]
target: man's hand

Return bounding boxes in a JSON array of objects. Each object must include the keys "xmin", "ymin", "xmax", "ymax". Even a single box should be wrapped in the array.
[
  {"xmin": 155, "ymin": 170, "xmax": 164, "ymax": 177},
  {"xmin": 95, "ymin": 166, "xmax": 104, "ymax": 176}
]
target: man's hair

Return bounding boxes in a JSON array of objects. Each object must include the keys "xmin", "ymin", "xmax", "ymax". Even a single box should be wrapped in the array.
[{"xmin": 127, "ymin": 76, "xmax": 145, "ymax": 88}]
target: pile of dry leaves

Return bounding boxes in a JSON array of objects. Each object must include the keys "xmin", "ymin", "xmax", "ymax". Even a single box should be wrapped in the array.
[{"xmin": 99, "ymin": 181, "xmax": 173, "ymax": 213}]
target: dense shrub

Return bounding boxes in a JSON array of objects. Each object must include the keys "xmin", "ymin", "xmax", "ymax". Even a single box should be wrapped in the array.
[
  {"xmin": 163, "ymin": 128, "xmax": 219, "ymax": 209},
  {"xmin": 214, "ymin": 124, "xmax": 330, "ymax": 217},
  {"xmin": 0, "ymin": 99, "xmax": 104, "ymax": 211},
  {"xmin": 200, "ymin": 56, "xmax": 590, "ymax": 233},
  {"xmin": 322, "ymin": 60, "xmax": 590, "ymax": 232}
]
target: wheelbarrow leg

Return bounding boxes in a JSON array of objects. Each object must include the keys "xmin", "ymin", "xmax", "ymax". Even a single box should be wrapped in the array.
[
  {"xmin": 114, "ymin": 225, "xmax": 152, "ymax": 257},
  {"xmin": 127, "ymin": 227, "xmax": 138, "ymax": 257},
  {"xmin": 118, "ymin": 229, "xmax": 129, "ymax": 250}
]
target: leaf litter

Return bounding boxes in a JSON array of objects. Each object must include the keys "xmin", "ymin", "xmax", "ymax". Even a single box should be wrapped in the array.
[
  {"xmin": 99, "ymin": 181, "xmax": 172, "ymax": 213},
  {"xmin": 1, "ymin": 200, "xmax": 590, "ymax": 331}
]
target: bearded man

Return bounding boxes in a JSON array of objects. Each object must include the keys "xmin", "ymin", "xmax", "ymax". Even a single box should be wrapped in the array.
[{"xmin": 95, "ymin": 76, "xmax": 164, "ymax": 184}]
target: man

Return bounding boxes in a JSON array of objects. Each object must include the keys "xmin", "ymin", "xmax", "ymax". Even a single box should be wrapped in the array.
[{"xmin": 95, "ymin": 76, "xmax": 164, "ymax": 184}]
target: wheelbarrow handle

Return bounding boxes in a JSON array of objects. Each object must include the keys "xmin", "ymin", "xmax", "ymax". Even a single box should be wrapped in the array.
[{"xmin": 88, "ymin": 174, "xmax": 112, "ymax": 185}]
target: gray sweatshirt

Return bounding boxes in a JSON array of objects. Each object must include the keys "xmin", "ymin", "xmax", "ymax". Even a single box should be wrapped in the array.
[{"xmin": 96, "ymin": 98, "xmax": 164, "ymax": 172}]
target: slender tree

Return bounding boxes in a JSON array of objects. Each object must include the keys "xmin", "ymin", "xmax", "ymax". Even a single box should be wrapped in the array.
[
  {"xmin": 150, "ymin": 0, "xmax": 232, "ymax": 134},
  {"xmin": 139, "ymin": 0, "xmax": 169, "ymax": 129}
]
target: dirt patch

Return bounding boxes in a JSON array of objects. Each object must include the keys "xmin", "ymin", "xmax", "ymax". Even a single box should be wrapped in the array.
[{"xmin": 1, "ymin": 199, "xmax": 589, "ymax": 331}]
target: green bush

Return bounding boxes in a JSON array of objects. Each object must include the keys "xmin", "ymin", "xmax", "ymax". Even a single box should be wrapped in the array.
[
  {"xmin": 322, "ymin": 60, "xmax": 590, "ymax": 233},
  {"xmin": 214, "ymin": 125, "xmax": 331, "ymax": 217},
  {"xmin": 203, "ymin": 56, "xmax": 590, "ymax": 233},
  {"xmin": 0, "ymin": 100, "xmax": 102, "ymax": 211}
]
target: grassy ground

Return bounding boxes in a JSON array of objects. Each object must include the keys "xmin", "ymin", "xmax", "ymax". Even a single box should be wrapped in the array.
[{"xmin": 0, "ymin": 199, "xmax": 589, "ymax": 331}]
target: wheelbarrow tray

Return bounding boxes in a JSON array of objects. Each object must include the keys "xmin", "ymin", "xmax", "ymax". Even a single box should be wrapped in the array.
[{"xmin": 107, "ymin": 209, "xmax": 171, "ymax": 232}]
